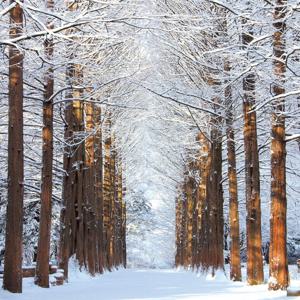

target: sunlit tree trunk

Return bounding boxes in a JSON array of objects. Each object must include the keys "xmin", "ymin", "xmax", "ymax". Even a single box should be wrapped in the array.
[
  {"xmin": 121, "ymin": 199, "xmax": 127, "ymax": 268},
  {"xmin": 59, "ymin": 64, "xmax": 75, "ymax": 280},
  {"xmin": 198, "ymin": 133, "xmax": 212, "ymax": 270},
  {"xmin": 103, "ymin": 117, "xmax": 112, "ymax": 270},
  {"xmin": 94, "ymin": 106, "xmax": 104, "ymax": 273},
  {"xmin": 181, "ymin": 177, "xmax": 188, "ymax": 268},
  {"xmin": 110, "ymin": 140, "xmax": 117, "ymax": 267},
  {"xmin": 208, "ymin": 108, "xmax": 224, "ymax": 273},
  {"xmin": 84, "ymin": 102, "xmax": 96, "ymax": 275},
  {"xmin": 115, "ymin": 156, "xmax": 123, "ymax": 267},
  {"xmin": 185, "ymin": 173, "xmax": 193, "ymax": 268},
  {"xmin": 59, "ymin": 1, "xmax": 83, "ymax": 280},
  {"xmin": 242, "ymin": 27, "xmax": 264, "ymax": 285},
  {"xmin": 175, "ymin": 193, "xmax": 183, "ymax": 267},
  {"xmin": 269, "ymin": 0, "xmax": 289, "ymax": 290},
  {"xmin": 225, "ymin": 61, "xmax": 242, "ymax": 282},
  {"xmin": 72, "ymin": 82, "xmax": 85, "ymax": 267},
  {"xmin": 3, "ymin": 1, "xmax": 24, "ymax": 293},
  {"xmin": 35, "ymin": 0, "xmax": 55, "ymax": 288}
]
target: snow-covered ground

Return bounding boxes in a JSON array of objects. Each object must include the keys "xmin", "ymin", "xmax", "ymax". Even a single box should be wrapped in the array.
[{"xmin": 1, "ymin": 266, "xmax": 299, "ymax": 300}]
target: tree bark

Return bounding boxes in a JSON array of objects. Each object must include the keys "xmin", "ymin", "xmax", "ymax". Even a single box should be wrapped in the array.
[
  {"xmin": 185, "ymin": 174, "xmax": 193, "ymax": 268},
  {"xmin": 198, "ymin": 134, "xmax": 212, "ymax": 270},
  {"xmin": 225, "ymin": 61, "xmax": 242, "ymax": 282},
  {"xmin": 35, "ymin": 0, "xmax": 55, "ymax": 288},
  {"xmin": 121, "ymin": 199, "xmax": 127, "ymax": 268},
  {"xmin": 175, "ymin": 193, "xmax": 183, "ymax": 267},
  {"xmin": 269, "ymin": 0, "xmax": 289, "ymax": 290},
  {"xmin": 94, "ymin": 106, "xmax": 104, "ymax": 273},
  {"xmin": 208, "ymin": 113, "xmax": 224, "ymax": 272},
  {"xmin": 103, "ymin": 117, "xmax": 112, "ymax": 270},
  {"xmin": 3, "ymin": 1, "xmax": 24, "ymax": 293},
  {"xmin": 109, "ymin": 140, "xmax": 117, "ymax": 268},
  {"xmin": 59, "ymin": 65, "xmax": 75, "ymax": 280},
  {"xmin": 84, "ymin": 102, "xmax": 96, "ymax": 276},
  {"xmin": 242, "ymin": 26, "xmax": 264, "ymax": 285}
]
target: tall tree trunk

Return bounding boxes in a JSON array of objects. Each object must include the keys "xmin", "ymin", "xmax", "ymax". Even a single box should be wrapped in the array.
[
  {"xmin": 191, "ymin": 187, "xmax": 198, "ymax": 269},
  {"xmin": 225, "ymin": 61, "xmax": 242, "ymax": 282},
  {"xmin": 209, "ymin": 113, "xmax": 224, "ymax": 273},
  {"xmin": 185, "ymin": 174, "xmax": 193, "ymax": 268},
  {"xmin": 72, "ymin": 74, "xmax": 84, "ymax": 264},
  {"xmin": 94, "ymin": 106, "xmax": 104, "ymax": 273},
  {"xmin": 269, "ymin": 0, "xmax": 289, "ymax": 290},
  {"xmin": 115, "ymin": 157, "xmax": 123, "ymax": 267},
  {"xmin": 103, "ymin": 117, "xmax": 112, "ymax": 270},
  {"xmin": 3, "ymin": 1, "xmax": 24, "ymax": 293},
  {"xmin": 242, "ymin": 26, "xmax": 264, "ymax": 285},
  {"xmin": 121, "ymin": 200, "xmax": 127, "ymax": 268},
  {"xmin": 35, "ymin": 0, "xmax": 55, "ymax": 288},
  {"xmin": 198, "ymin": 134, "xmax": 211, "ymax": 270},
  {"xmin": 109, "ymin": 140, "xmax": 117, "ymax": 268},
  {"xmin": 59, "ymin": 64, "xmax": 75, "ymax": 280},
  {"xmin": 175, "ymin": 193, "xmax": 183, "ymax": 267},
  {"xmin": 181, "ymin": 180, "xmax": 188, "ymax": 268},
  {"xmin": 84, "ymin": 102, "xmax": 96, "ymax": 276},
  {"xmin": 195, "ymin": 132, "xmax": 208, "ymax": 270}
]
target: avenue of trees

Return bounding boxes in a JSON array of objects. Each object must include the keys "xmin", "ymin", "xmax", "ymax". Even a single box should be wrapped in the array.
[
  {"xmin": 0, "ymin": 0, "xmax": 130, "ymax": 293},
  {"xmin": 0, "ymin": 0, "xmax": 300, "ymax": 295}
]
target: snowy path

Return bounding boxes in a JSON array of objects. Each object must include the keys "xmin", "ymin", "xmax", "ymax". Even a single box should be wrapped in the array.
[{"xmin": 0, "ymin": 268, "xmax": 296, "ymax": 300}]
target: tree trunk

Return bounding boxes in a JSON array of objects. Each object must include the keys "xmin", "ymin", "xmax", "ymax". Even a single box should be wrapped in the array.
[
  {"xmin": 35, "ymin": 0, "xmax": 55, "ymax": 288},
  {"xmin": 121, "ymin": 200, "xmax": 127, "ymax": 268},
  {"xmin": 94, "ymin": 106, "xmax": 104, "ymax": 274},
  {"xmin": 242, "ymin": 26, "xmax": 264, "ymax": 285},
  {"xmin": 185, "ymin": 174, "xmax": 193, "ymax": 268},
  {"xmin": 59, "ymin": 65, "xmax": 75, "ymax": 280},
  {"xmin": 175, "ymin": 193, "xmax": 183, "ymax": 267},
  {"xmin": 3, "ymin": 1, "xmax": 24, "ymax": 293},
  {"xmin": 103, "ymin": 117, "xmax": 112, "ymax": 270},
  {"xmin": 208, "ymin": 114, "xmax": 224, "ymax": 272},
  {"xmin": 198, "ymin": 133, "xmax": 211, "ymax": 270},
  {"xmin": 269, "ymin": 0, "xmax": 289, "ymax": 290},
  {"xmin": 84, "ymin": 102, "xmax": 96, "ymax": 276},
  {"xmin": 181, "ymin": 180, "xmax": 188, "ymax": 268},
  {"xmin": 109, "ymin": 141, "xmax": 117, "ymax": 268},
  {"xmin": 225, "ymin": 61, "xmax": 242, "ymax": 282}
]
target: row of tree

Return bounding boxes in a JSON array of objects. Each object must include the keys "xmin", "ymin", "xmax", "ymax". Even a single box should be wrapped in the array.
[
  {"xmin": 174, "ymin": 0, "xmax": 291, "ymax": 291},
  {"xmin": 1, "ymin": 0, "xmax": 128, "ymax": 293},
  {"xmin": 1, "ymin": 0, "xmax": 300, "ymax": 295}
]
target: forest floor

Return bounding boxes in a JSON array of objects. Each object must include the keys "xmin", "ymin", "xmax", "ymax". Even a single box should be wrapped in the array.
[{"xmin": 0, "ymin": 266, "xmax": 299, "ymax": 300}]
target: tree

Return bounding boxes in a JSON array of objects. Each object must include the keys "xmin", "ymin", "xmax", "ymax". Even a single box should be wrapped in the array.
[
  {"xmin": 84, "ymin": 102, "xmax": 96, "ymax": 275},
  {"xmin": 3, "ymin": 1, "xmax": 24, "ymax": 293},
  {"xmin": 269, "ymin": 0, "xmax": 289, "ymax": 290},
  {"xmin": 35, "ymin": 0, "xmax": 55, "ymax": 288},
  {"xmin": 242, "ymin": 20, "xmax": 264, "ymax": 285},
  {"xmin": 225, "ymin": 60, "xmax": 242, "ymax": 281}
]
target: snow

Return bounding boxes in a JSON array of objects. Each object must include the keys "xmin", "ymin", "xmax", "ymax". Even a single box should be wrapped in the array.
[{"xmin": 1, "ymin": 267, "xmax": 298, "ymax": 300}]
